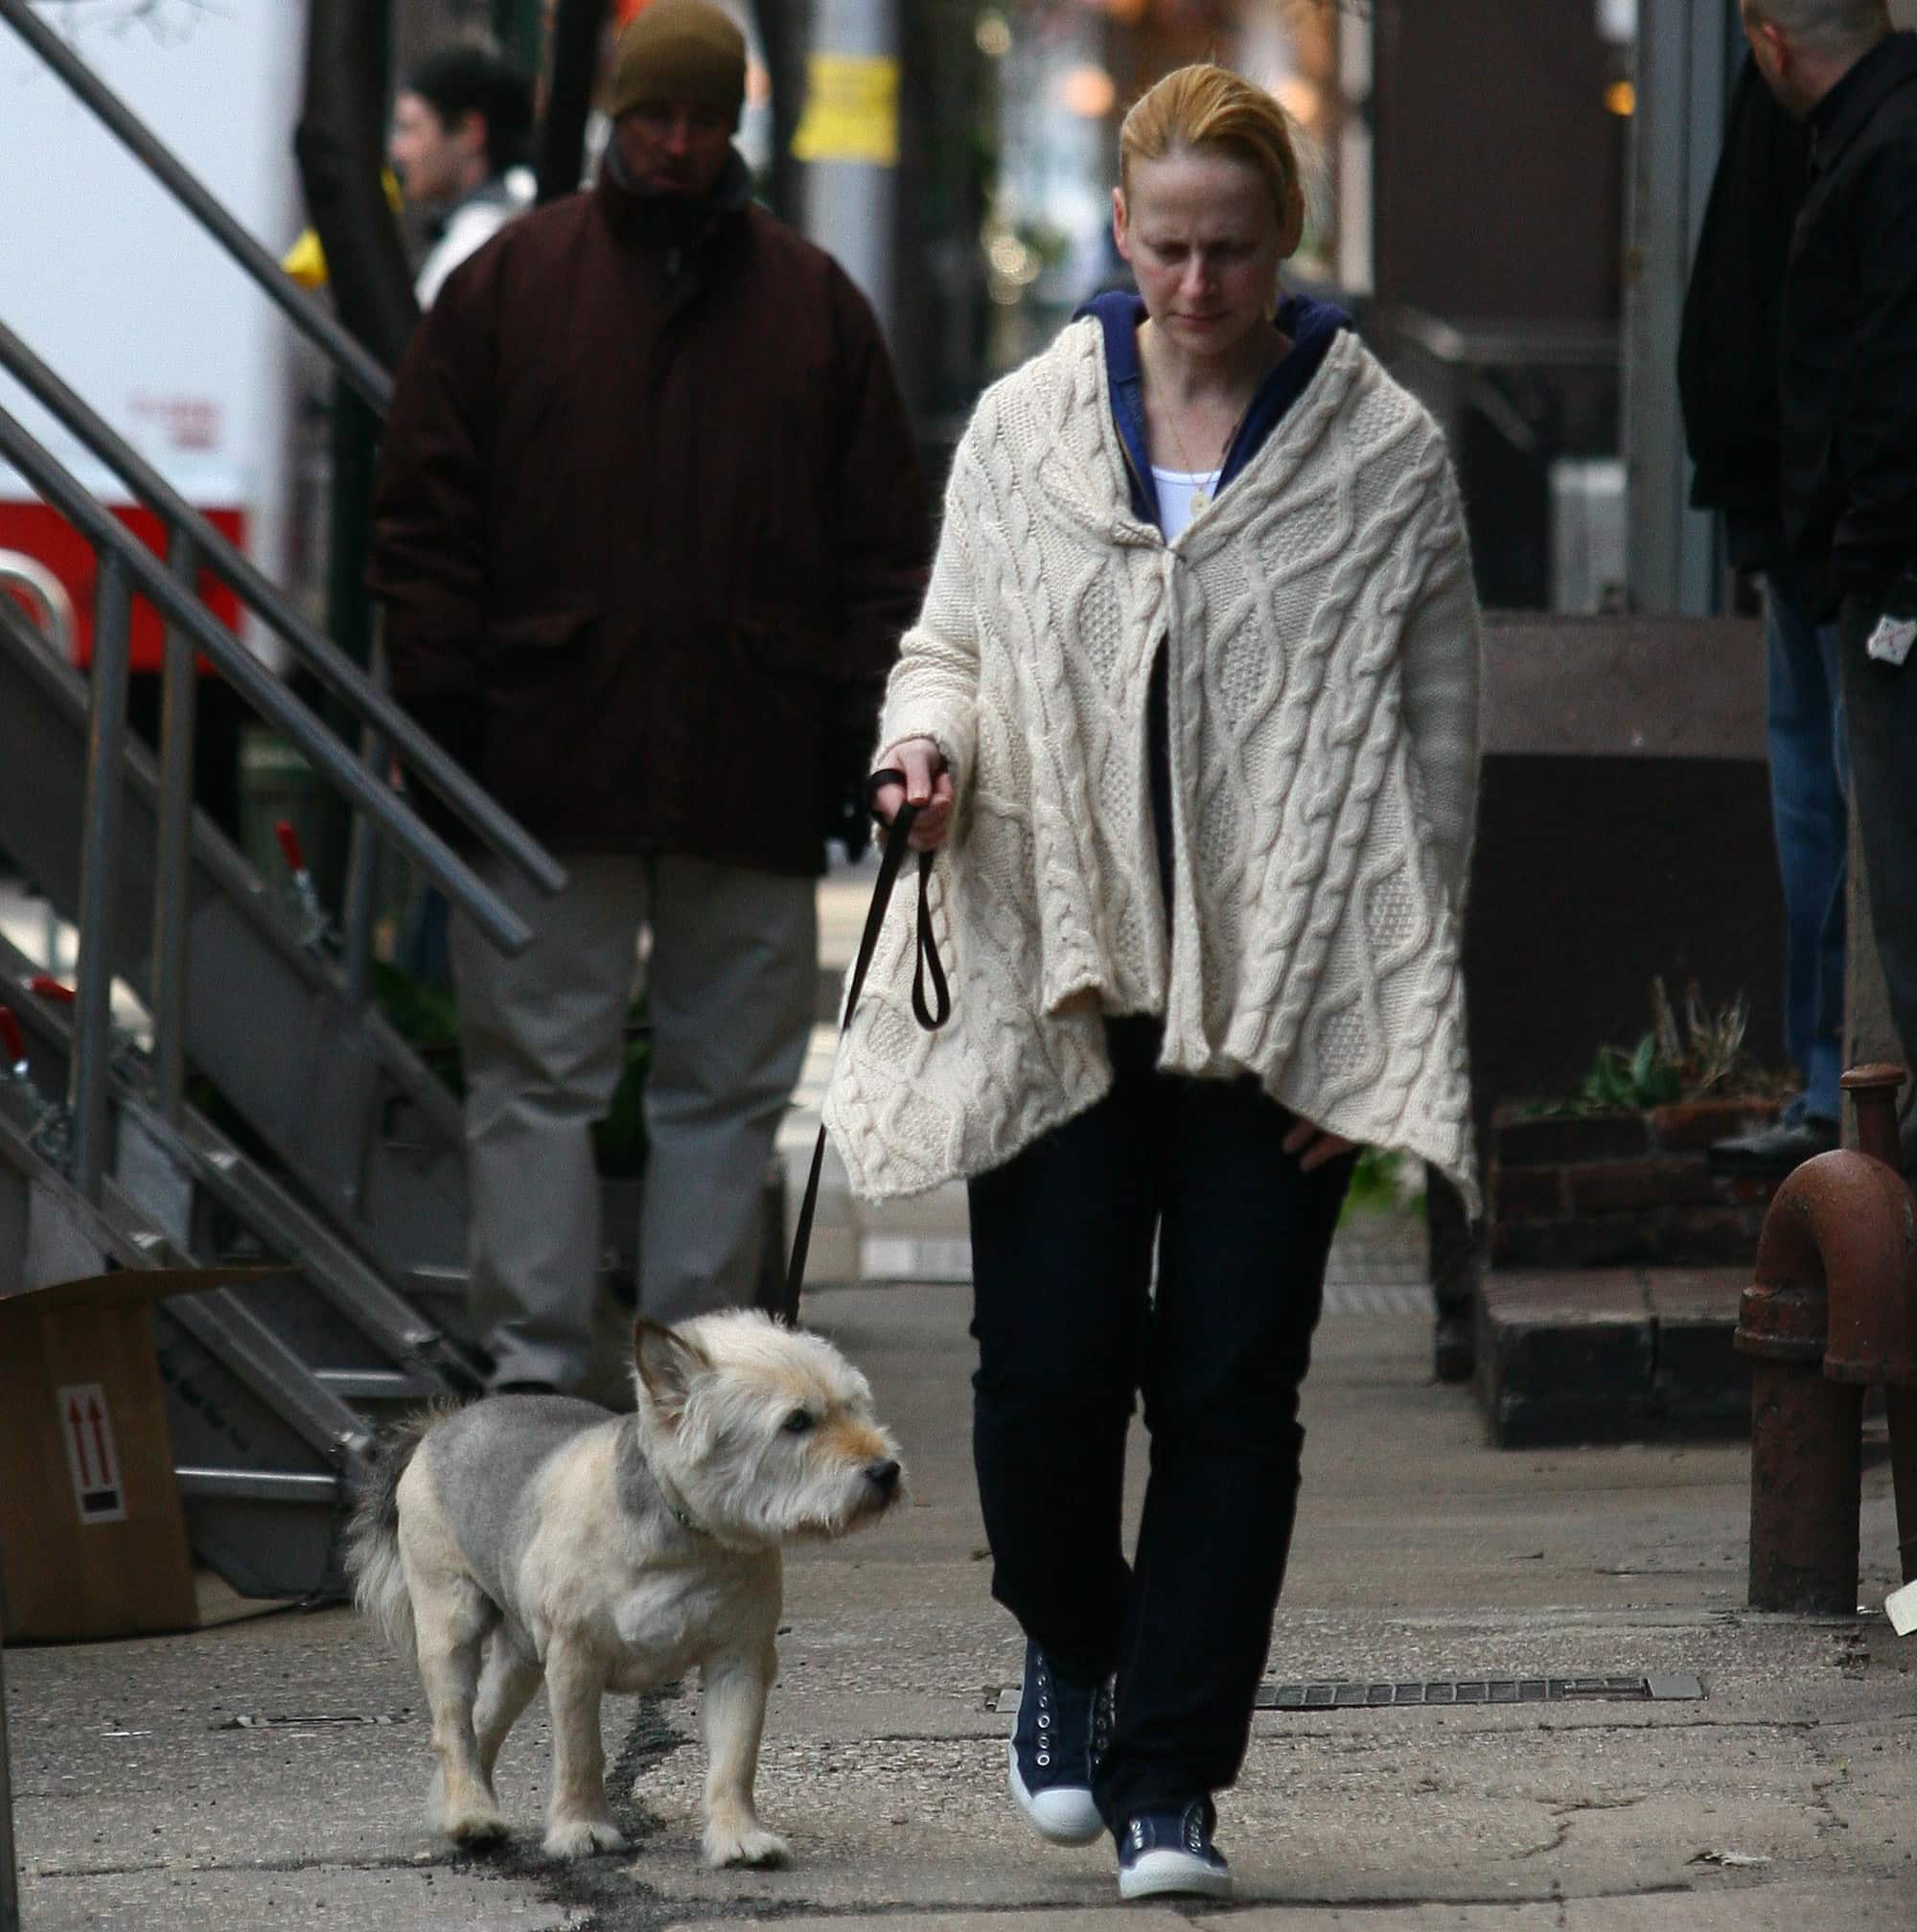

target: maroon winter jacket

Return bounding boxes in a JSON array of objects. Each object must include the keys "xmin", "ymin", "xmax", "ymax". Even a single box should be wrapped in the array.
[{"xmin": 369, "ymin": 157, "xmax": 929, "ymax": 875}]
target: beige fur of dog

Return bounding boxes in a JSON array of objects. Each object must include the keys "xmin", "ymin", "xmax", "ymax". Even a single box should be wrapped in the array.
[{"xmin": 346, "ymin": 1310, "xmax": 903, "ymax": 1867}]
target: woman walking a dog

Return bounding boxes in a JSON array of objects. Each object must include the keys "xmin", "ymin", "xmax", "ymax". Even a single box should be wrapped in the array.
[{"xmin": 827, "ymin": 62, "xmax": 1482, "ymax": 1903}]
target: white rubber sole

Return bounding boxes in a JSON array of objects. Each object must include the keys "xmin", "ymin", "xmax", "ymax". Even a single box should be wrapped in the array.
[
  {"xmin": 1006, "ymin": 1736, "xmax": 1103, "ymax": 1846},
  {"xmin": 1118, "ymin": 1847, "xmax": 1234, "ymax": 1901}
]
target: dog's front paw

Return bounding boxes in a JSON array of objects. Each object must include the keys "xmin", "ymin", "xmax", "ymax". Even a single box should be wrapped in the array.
[
  {"xmin": 432, "ymin": 1768, "xmax": 509, "ymax": 1847},
  {"xmin": 543, "ymin": 1814, "xmax": 630, "ymax": 1860},
  {"xmin": 704, "ymin": 1821, "xmax": 791, "ymax": 1869},
  {"xmin": 443, "ymin": 1806, "xmax": 509, "ymax": 1847}
]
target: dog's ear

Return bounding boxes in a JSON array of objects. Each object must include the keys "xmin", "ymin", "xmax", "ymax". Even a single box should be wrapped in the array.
[{"xmin": 633, "ymin": 1319, "xmax": 709, "ymax": 1423}]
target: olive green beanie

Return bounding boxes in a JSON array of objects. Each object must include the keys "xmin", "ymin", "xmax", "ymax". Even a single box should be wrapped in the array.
[{"xmin": 607, "ymin": 0, "xmax": 747, "ymax": 121}]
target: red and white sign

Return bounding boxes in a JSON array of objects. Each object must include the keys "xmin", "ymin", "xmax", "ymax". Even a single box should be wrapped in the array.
[
  {"xmin": 57, "ymin": 1381, "xmax": 127, "ymax": 1525},
  {"xmin": 0, "ymin": 3, "xmax": 301, "ymax": 671}
]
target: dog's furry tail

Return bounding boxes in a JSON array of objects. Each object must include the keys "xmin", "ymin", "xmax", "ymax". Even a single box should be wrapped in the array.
[{"xmin": 343, "ymin": 1399, "xmax": 461, "ymax": 1656}]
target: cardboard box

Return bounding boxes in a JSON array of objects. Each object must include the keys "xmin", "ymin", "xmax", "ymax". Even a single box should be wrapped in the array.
[{"xmin": 0, "ymin": 1266, "xmax": 277, "ymax": 1643}]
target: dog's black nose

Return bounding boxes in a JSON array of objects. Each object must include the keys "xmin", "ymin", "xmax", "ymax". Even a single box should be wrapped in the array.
[{"xmin": 866, "ymin": 1459, "xmax": 901, "ymax": 1497}]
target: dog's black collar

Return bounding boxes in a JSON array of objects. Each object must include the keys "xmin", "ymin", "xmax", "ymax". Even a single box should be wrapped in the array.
[{"xmin": 646, "ymin": 1456, "xmax": 707, "ymax": 1537}]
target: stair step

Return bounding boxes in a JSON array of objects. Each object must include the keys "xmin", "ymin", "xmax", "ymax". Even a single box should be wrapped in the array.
[
  {"xmin": 313, "ymin": 1368, "xmax": 429, "ymax": 1402},
  {"xmin": 173, "ymin": 1466, "xmax": 342, "ymax": 1504}
]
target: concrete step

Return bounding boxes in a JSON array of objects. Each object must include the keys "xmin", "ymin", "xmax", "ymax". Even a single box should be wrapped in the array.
[{"xmin": 1475, "ymin": 1266, "xmax": 1752, "ymax": 1448}]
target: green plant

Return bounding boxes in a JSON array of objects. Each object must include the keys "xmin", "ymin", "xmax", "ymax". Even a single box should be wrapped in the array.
[
  {"xmin": 1566, "ymin": 977, "xmax": 1787, "ymax": 1116},
  {"xmin": 1580, "ymin": 1032, "xmax": 1683, "ymax": 1112},
  {"xmin": 1339, "ymin": 1146, "xmax": 1425, "ymax": 1222}
]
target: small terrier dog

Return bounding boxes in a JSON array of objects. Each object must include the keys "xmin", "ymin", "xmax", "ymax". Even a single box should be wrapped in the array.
[{"xmin": 346, "ymin": 1309, "xmax": 903, "ymax": 1868}]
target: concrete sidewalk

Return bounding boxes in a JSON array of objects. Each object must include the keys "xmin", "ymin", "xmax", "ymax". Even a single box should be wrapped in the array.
[{"xmin": 7, "ymin": 1279, "xmax": 1912, "ymax": 1931}]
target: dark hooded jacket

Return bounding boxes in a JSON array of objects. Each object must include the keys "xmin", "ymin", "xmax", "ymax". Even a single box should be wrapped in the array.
[
  {"xmin": 369, "ymin": 152, "xmax": 929, "ymax": 874},
  {"xmin": 1677, "ymin": 56, "xmax": 1813, "ymax": 571},
  {"xmin": 1778, "ymin": 31, "xmax": 1917, "ymax": 612}
]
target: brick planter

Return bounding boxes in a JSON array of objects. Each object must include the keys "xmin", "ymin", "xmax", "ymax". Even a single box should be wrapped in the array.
[{"xmin": 1489, "ymin": 1096, "xmax": 1786, "ymax": 1270}]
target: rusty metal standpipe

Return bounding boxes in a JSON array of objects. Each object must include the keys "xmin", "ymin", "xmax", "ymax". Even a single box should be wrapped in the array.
[{"xmin": 1736, "ymin": 1065, "xmax": 1917, "ymax": 1617}]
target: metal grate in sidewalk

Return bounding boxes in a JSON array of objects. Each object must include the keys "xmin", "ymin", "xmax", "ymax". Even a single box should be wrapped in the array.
[{"xmin": 992, "ymin": 1673, "xmax": 1703, "ymax": 1714}]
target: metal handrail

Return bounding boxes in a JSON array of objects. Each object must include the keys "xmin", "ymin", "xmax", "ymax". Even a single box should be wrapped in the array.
[
  {"xmin": 0, "ymin": 545, "xmax": 75, "ymax": 658},
  {"xmin": 0, "ymin": 0, "xmax": 391, "ymax": 415},
  {"xmin": 0, "ymin": 402, "xmax": 531, "ymax": 961},
  {"xmin": 0, "ymin": 315, "xmax": 564, "ymax": 900}
]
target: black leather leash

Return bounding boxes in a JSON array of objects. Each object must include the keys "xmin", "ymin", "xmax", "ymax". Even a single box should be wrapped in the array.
[{"xmin": 782, "ymin": 768, "xmax": 950, "ymax": 1325}]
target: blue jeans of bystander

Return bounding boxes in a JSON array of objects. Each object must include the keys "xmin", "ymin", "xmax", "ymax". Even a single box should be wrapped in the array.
[{"xmin": 1765, "ymin": 567, "xmax": 1847, "ymax": 1122}]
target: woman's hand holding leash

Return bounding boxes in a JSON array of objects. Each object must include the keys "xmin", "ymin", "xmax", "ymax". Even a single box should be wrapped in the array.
[
  {"xmin": 1282, "ymin": 1116, "xmax": 1358, "ymax": 1172},
  {"xmin": 871, "ymin": 738, "xmax": 955, "ymax": 850}
]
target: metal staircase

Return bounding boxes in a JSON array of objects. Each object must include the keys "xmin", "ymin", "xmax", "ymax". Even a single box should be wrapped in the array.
[
  {"xmin": 0, "ymin": 591, "xmax": 480, "ymax": 1320},
  {"xmin": 0, "ymin": 0, "xmax": 568, "ymax": 1603}
]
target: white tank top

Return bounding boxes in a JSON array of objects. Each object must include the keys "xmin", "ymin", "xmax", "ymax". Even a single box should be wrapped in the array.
[{"xmin": 1151, "ymin": 465, "xmax": 1223, "ymax": 542}]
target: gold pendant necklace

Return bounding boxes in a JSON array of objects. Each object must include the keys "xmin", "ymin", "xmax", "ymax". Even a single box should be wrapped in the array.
[
  {"xmin": 1147, "ymin": 330, "xmax": 1247, "ymax": 518},
  {"xmin": 1162, "ymin": 411, "xmax": 1221, "ymax": 512}
]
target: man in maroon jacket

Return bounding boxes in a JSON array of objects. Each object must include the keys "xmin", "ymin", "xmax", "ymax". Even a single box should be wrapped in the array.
[{"xmin": 370, "ymin": 0, "xmax": 928, "ymax": 1393}]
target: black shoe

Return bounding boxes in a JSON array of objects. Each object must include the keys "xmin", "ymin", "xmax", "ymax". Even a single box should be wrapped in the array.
[
  {"xmin": 1117, "ymin": 1798, "xmax": 1232, "ymax": 1901},
  {"xmin": 1006, "ymin": 1642, "xmax": 1111, "ymax": 1846},
  {"xmin": 1709, "ymin": 1114, "xmax": 1837, "ymax": 1171}
]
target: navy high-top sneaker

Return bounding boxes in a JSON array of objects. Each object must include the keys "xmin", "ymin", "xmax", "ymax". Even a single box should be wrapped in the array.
[
  {"xmin": 1006, "ymin": 1642, "xmax": 1113, "ymax": 1846},
  {"xmin": 1116, "ymin": 1797, "xmax": 1232, "ymax": 1900}
]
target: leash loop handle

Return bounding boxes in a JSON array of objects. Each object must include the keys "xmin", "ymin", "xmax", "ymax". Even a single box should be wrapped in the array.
[{"xmin": 783, "ymin": 767, "xmax": 949, "ymax": 1323}]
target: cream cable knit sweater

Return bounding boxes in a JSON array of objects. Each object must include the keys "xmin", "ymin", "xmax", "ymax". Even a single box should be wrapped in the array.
[{"xmin": 824, "ymin": 319, "xmax": 1484, "ymax": 1215}]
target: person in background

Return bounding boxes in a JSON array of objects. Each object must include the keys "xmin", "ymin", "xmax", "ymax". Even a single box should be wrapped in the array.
[
  {"xmin": 1742, "ymin": 0, "xmax": 1917, "ymax": 1162},
  {"xmin": 829, "ymin": 62, "xmax": 1481, "ymax": 1906},
  {"xmin": 388, "ymin": 42, "xmax": 536, "ymax": 310},
  {"xmin": 370, "ymin": 0, "xmax": 926, "ymax": 1395},
  {"xmin": 1679, "ymin": 52, "xmax": 1842, "ymax": 1174}
]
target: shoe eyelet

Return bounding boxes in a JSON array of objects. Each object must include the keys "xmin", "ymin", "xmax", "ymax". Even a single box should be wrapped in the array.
[
  {"xmin": 1037, "ymin": 1714, "xmax": 1049, "ymax": 1728},
  {"xmin": 1036, "ymin": 1752, "xmax": 1050, "ymax": 1766}
]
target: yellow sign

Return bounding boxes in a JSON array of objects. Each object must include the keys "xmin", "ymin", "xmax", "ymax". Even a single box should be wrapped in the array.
[{"xmin": 792, "ymin": 53, "xmax": 900, "ymax": 167}]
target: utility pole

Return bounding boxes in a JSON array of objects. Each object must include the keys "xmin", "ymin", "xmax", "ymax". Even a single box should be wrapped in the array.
[
  {"xmin": 795, "ymin": 0, "xmax": 900, "ymax": 340},
  {"xmin": 0, "ymin": 1627, "xmax": 16, "ymax": 1932},
  {"xmin": 1623, "ymin": 0, "xmax": 1736, "ymax": 613},
  {"xmin": 491, "ymin": 0, "xmax": 543, "ymax": 73}
]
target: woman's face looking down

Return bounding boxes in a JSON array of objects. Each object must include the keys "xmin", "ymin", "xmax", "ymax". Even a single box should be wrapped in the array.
[{"xmin": 1113, "ymin": 147, "xmax": 1299, "ymax": 363}]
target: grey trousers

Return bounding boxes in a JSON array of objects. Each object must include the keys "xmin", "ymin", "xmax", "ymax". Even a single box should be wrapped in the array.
[{"xmin": 449, "ymin": 851, "xmax": 817, "ymax": 1391}]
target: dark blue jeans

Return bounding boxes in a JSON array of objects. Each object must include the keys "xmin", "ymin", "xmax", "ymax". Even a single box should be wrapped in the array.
[
  {"xmin": 1766, "ymin": 567, "xmax": 1848, "ymax": 1121},
  {"xmin": 966, "ymin": 1020, "xmax": 1354, "ymax": 1828}
]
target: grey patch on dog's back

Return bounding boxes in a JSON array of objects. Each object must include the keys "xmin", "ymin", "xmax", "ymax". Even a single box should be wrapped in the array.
[{"xmin": 423, "ymin": 1395, "xmax": 616, "ymax": 1602}]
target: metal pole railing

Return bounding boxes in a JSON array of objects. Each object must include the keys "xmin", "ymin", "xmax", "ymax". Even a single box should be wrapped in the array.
[
  {"xmin": 0, "ymin": 0, "xmax": 392, "ymax": 415},
  {"xmin": 70, "ymin": 551, "xmax": 133, "ymax": 1203},
  {"xmin": 0, "ymin": 317, "xmax": 563, "ymax": 900},
  {"xmin": 151, "ymin": 530, "xmax": 199, "ymax": 1125},
  {"xmin": 0, "ymin": 547, "xmax": 75, "ymax": 659},
  {"xmin": 0, "ymin": 406, "xmax": 534, "ymax": 960},
  {"xmin": 342, "ymin": 625, "xmax": 392, "ymax": 1011},
  {"xmin": 0, "ymin": 1622, "xmax": 17, "ymax": 1932}
]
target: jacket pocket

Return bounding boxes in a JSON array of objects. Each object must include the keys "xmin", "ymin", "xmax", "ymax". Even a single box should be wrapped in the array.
[
  {"xmin": 739, "ymin": 612, "xmax": 843, "ymax": 682},
  {"xmin": 480, "ymin": 609, "xmax": 597, "ymax": 690},
  {"xmin": 482, "ymin": 608, "xmax": 596, "ymax": 657}
]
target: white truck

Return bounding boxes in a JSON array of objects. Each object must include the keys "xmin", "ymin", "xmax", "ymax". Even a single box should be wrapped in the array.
[{"xmin": 0, "ymin": 0, "xmax": 303, "ymax": 671}]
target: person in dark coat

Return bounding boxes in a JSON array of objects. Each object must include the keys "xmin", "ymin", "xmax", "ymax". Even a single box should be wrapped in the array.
[
  {"xmin": 1743, "ymin": 0, "xmax": 1917, "ymax": 1162},
  {"xmin": 1678, "ymin": 56, "xmax": 1844, "ymax": 1172},
  {"xmin": 370, "ymin": 0, "xmax": 928, "ymax": 1392}
]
